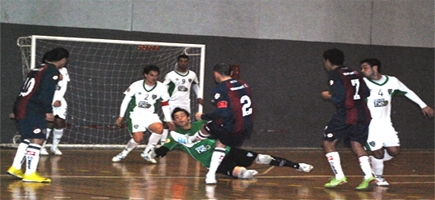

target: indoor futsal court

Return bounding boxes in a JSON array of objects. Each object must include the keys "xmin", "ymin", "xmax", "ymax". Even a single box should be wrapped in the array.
[{"xmin": 1, "ymin": 148, "xmax": 433, "ymax": 199}]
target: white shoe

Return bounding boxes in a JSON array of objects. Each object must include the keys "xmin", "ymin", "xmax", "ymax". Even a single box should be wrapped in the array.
[
  {"xmin": 170, "ymin": 131, "xmax": 196, "ymax": 147},
  {"xmin": 112, "ymin": 153, "xmax": 126, "ymax": 162},
  {"xmin": 240, "ymin": 169, "xmax": 258, "ymax": 179},
  {"xmin": 205, "ymin": 175, "xmax": 217, "ymax": 185},
  {"xmin": 375, "ymin": 175, "xmax": 389, "ymax": 186},
  {"xmin": 297, "ymin": 163, "xmax": 313, "ymax": 172},
  {"xmin": 50, "ymin": 148, "xmax": 62, "ymax": 155},
  {"xmin": 141, "ymin": 149, "xmax": 157, "ymax": 164},
  {"xmin": 40, "ymin": 148, "xmax": 49, "ymax": 156}
]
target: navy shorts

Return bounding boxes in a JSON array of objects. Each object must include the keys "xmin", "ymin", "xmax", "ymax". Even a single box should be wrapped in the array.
[
  {"xmin": 16, "ymin": 111, "xmax": 47, "ymax": 140},
  {"xmin": 323, "ymin": 117, "xmax": 369, "ymax": 146},
  {"xmin": 204, "ymin": 120, "xmax": 247, "ymax": 147},
  {"xmin": 217, "ymin": 147, "xmax": 258, "ymax": 175}
]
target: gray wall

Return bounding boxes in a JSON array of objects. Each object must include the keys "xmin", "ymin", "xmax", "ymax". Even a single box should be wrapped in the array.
[
  {"xmin": 1, "ymin": 0, "xmax": 433, "ymax": 148},
  {"xmin": 1, "ymin": 0, "xmax": 433, "ymax": 47}
]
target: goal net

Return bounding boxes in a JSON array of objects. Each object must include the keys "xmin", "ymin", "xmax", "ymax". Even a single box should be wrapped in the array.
[{"xmin": 16, "ymin": 35, "xmax": 205, "ymax": 148}]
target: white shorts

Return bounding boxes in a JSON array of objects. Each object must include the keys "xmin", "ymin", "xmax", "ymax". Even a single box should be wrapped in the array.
[
  {"xmin": 53, "ymin": 99, "xmax": 67, "ymax": 120},
  {"xmin": 128, "ymin": 112, "xmax": 162, "ymax": 133},
  {"xmin": 366, "ymin": 122, "xmax": 400, "ymax": 151}
]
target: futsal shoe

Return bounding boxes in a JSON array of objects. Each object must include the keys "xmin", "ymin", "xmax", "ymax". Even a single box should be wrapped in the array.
[
  {"xmin": 297, "ymin": 163, "xmax": 314, "ymax": 173},
  {"xmin": 240, "ymin": 169, "xmax": 258, "ymax": 179},
  {"xmin": 22, "ymin": 172, "xmax": 51, "ymax": 183},
  {"xmin": 205, "ymin": 173, "xmax": 217, "ymax": 185},
  {"xmin": 324, "ymin": 177, "xmax": 347, "ymax": 188},
  {"xmin": 7, "ymin": 166, "xmax": 24, "ymax": 179},
  {"xmin": 141, "ymin": 150, "xmax": 157, "ymax": 164},
  {"xmin": 355, "ymin": 176, "xmax": 375, "ymax": 190},
  {"xmin": 50, "ymin": 148, "xmax": 62, "ymax": 156},
  {"xmin": 39, "ymin": 148, "xmax": 49, "ymax": 156},
  {"xmin": 170, "ymin": 131, "xmax": 196, "ymax": 147},
  {"xmin": 375, "ymin": 175, "xmax": 389, "ymax": 186},
  {"xmin": 112, "ymin": 153, "xmax": 126, "ymax": 162}
]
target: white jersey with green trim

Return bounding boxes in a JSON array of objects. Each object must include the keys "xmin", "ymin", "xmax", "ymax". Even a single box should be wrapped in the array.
[
  {"xmin": 122, "ymin": 80, "xmax": 170, "ymax": 115},
  {"xmin": 364, "ymin": 75, "xmax": 427, "ymax": 124},
  {"xmin": 163, "ymin": 70, "xmax": 200, "ymax": 105}
]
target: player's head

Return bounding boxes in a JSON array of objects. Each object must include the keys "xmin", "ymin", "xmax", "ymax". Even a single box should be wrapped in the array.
[
  {"xmin": 323, "ymin": 48, "xmax": 344, "ymax": 70},
  {"xmin": 46, "ymin": 47, "xmax": 70, "ymax": 68},
  {"xmin": 143, "ymin": 64, "xmax": 160, "ymax": 84},
  {"xmin": 360, "ymin": 58, "xmax": 382, "ymax": 78},
  {"xmin": 213, "ymin": 63, "xmax": 232, "ymax": 83},
  {"xmin": 41, "ymin": 51, "xmax": 50, "ymax": 64},
  {"xmin": 171, "ymin": 107, "xmax": 190, "ymax": 127},
  {"xmin": 177, "ymin": 54, "xmax": 189, "ymax": 71}
]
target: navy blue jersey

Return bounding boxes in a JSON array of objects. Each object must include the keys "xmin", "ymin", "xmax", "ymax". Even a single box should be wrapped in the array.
[
  {"xmin": 202, "ymin": 78, "xmax": 254, "ymax": 137},
  {"xmin": 328, "ymin": 66, "xmax": 371, "ymax": 124},
  {"xmin": 13, "ymin": 63, "xmax": 60, "ymax": 120}
]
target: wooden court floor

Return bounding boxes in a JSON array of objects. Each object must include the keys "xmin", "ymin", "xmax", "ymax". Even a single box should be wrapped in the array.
[{"xmin": 1, "ymin": 148, "xmax": 434, "ymax": 199}]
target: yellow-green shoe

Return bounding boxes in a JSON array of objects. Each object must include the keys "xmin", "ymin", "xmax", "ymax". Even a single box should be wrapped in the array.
[
  {"xmin": 324, "ymin": 177, "xmax": 347, "ymax": 188},
  {"xmin": 356, "ymin": 176, "xmax": 375, "ymax": 190},
  {"xmin": 22, "ymin": 172, "xmax": 51, "ymax": 183},
  {"xmin": 7, "ymin": 166, "xmax": 23, "ymax": 179}
]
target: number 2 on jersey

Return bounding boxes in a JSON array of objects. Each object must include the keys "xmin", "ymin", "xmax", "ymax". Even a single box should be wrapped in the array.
[{"xmin": 240, "ymin": 95, "xmax": 253, "ymax": 116}]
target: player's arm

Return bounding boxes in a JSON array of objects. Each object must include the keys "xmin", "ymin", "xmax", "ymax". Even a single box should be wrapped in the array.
[
  {"xmin": 116, "ymin": 86, "xmax": 134, "ymax": 127},
  {"xmin": 200, "ymin": 88, "xmax": 229, "ymax": 120},
  {"xmin": 41, "ymin": 65, "xmax": 60, "ymax": 116},
  {"xmin": 52, "ymin": 69, "xmax": 69, "ymax": 107},
  {"xmin": 192, "ymin": 74, "xmax": 203, "ymax": 105},
  {"xmin": 396, "ymin": 79, "xmax": 434, "ymax": 118},
  {"xmin": 161, "ymin": 88, "xmax": 175, "ymax": 130}
]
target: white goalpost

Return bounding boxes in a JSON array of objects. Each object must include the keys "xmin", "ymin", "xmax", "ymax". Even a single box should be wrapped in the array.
[{"xmin": 13, "ymin": 35, "xmax": 206, "ymax": 149}]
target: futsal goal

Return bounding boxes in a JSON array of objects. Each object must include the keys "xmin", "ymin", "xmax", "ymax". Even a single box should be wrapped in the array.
[{"xmin": 14, "ymin": 35, "xmax": 206, "ymax": 148}]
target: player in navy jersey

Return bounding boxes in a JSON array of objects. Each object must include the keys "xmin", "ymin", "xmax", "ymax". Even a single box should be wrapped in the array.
[
  {"xmin": 7, "ymin": 47, "xmax": 69, "ymax": 183},
  {"xmin": 320, "ymin": 48, "xmax": 374, "ymax": 190},
  {"xmin": 171, "ymin": 63, "xmax": 253, "ymax": 184}
]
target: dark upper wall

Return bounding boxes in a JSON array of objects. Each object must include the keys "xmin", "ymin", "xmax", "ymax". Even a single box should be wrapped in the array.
[
  {"xmin": 1, "ymin": 0, "xmax": 433, "ymax": 48},
  {"xmin": 1, "ymin": 23, "xmax": 433, "ymax": 148}
]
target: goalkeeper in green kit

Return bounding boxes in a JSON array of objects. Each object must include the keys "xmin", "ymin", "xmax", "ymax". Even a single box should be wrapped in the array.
[{"xmin": 152, "ymin": 107, "xmax": 314, "ymax": 180}]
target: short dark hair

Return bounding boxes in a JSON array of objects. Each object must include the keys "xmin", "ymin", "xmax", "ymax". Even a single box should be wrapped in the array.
[
  {"xmin": 46, "ymin": 47, "xmax": 70, "ymax": 62},
  {"xmin": 360, "ymin": 58, "xmax": 382, "ymax": 73},
  {"xmin": 213, "ymin": 63, "xmax": 232, "ymax": 76},
  {"xmin": 41, "ymin": 51, "xmax": 50, "ymax": 63},
  {"xmin": 323, "ymin": 48, "xmax": 344, "ymax": 66},
  {"xmin": 178, "ymin": 54, "xmax": 189, "ymax": 61},
  {"xmin": 143, "ymin": 64, "xmax": 160, "ymax": 75},
  {"xmin": 171, "ymin": 107, "xmax": 190, "ymax": 120}
]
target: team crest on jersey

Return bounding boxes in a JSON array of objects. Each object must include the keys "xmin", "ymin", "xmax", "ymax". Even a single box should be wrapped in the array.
[
  {"xmin": 138, "ymin": 92, "xmax": 142, "ymax": 95},
  {"xmin": 134, "ymin": 125, "xmax": 139, "ymax": 129},
  {"xmin": 369, "ymin": 141, "xmax": 376, "ymax": 147},
  {"xmin": 53, "ymin": 75, "xmax": 59, "ymax": 80},
  {"xmin": 152, "ymin": 94, "xmax": 157, "ymax": 99},
  {"xmin": 188, "ymin": 78, "xmax": 192, "ymax": 83},
  {"xmin": 388, "ymin": 89, "xmax": 393, "ymax": 94},
  {"xmin": 329, "ymin": 80, "xmax": 334, "ymax": 85},
  {"xmin": 33, "ymin": 128, "xmax": 42, "ymax": 134},
  {"xmin": 214, "ymin": 93, "xmax": 221, "ymax": 100}
]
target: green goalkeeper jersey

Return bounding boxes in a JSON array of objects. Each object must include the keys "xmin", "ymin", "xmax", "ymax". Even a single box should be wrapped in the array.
[{"xmin": 162, "ymin": 120, "xmax": 231, "ymax": 168}]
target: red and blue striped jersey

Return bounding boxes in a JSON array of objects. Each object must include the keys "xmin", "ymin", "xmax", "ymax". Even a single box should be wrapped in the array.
[
  {"xmin": 202, "ymin": 78, "xmax": 254, "ymax": 137},
  {"xmin": 13, "ymin": 63, "xmax": 60, "ymax": 119},
  {"xmin": 328, "ymin": 66, "xmax": 371, "ymax": 124}
]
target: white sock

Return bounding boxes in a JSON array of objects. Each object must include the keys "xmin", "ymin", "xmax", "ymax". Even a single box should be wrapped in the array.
[
  {"xmin": 326, "ymin": 152, "xmax": 345, "ymax": 179},
  {"xmin": 383, "ymin": 149, "xmax": 394, "ymax": 161},
  {"xmin": 160, "ymin": 129, "xmax": 169, "ymax": 143},
  {"xmin": 122, "ymin": 138, "xmax": 139, "ymax": 156},
  {"xmin": 359, "ymin": 156, "xmax": 373, "ymax": 179},
  {"xmin": 189, "ymin": 130, "xmax": 208, "ymax": 143},
  {"xmin": 51, "ymin": 128, "xmax": 63, "ymax": 150},
  {"xmin": 42, "ymin": 128, "xmax": 52, "ymax": 148},
  {"xmin": 207, "ymin": 147, "xmax": 226, "ymax": 178},
  {"xmin": 25, "ymin": 144, "xmax": 41, "ymax": 174},
  {"xmin": 144, "ymin": 132, "xmax": 162, "ymax": 153},
  {"xmin": 371, "ymin": 156, "xmax": 384, "ymax": 176},
  {"xmin": 12, "ymin": 139, "xmax": 30, "ymax": 169}
]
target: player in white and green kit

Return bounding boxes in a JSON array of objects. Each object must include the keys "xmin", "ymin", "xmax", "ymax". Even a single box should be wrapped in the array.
[
  {"xmin": 112, "ymin": 64, "xmax": 174, "ymax": 164},
  {"xmin": 152, "ymin": 108, "xmax": 313, "ymax": 180},
  {"xmin": 360, "ymin": 58, "xmax": 434, "ymax": 186},
  {"xmin": 160, "ymin": 54, "xmax": 203, "ymax": 144}
]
